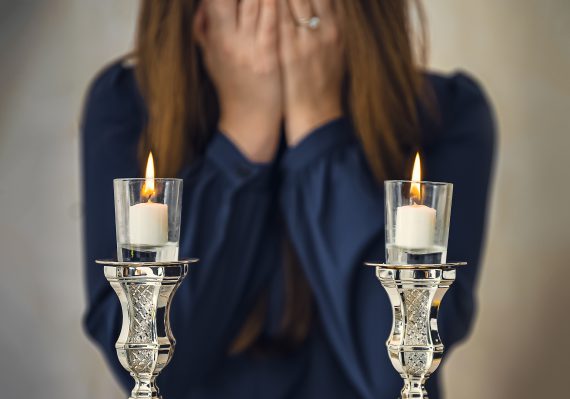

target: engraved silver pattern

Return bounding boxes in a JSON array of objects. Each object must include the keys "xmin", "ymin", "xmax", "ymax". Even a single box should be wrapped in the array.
[
  {"xmin": 98, "ymin": 260, "xmax": 197, "ymax": 399},
  {"xmin": 128, "ymin": 349, "xmax": 155, "ymax": 374},
  {"xmin": 404, "ymin": 352, "xmax": 429, "ymax": 377},
  {"xmin": 128, "ymin": 284, "xmax": 154, "ymax": 344},
  {"xmin": 403, "ymin": 289, "xmax": 430, "ymax": 346}
]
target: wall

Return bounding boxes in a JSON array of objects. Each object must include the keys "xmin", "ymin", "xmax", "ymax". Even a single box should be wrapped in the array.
[
  {"xmin": 426, "ymin": 1, "xmax": 570, "ymax": 398},
  {"xmin": 0, "ymin": 1, "xmax": 568, "ymax": 398},
  {"xmin": 0, "ymin": 1, "xmax": 136, "ymax": 397}
]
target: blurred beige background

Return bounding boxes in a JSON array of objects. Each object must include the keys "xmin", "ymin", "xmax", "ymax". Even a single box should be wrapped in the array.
[{"xmin": 0, "ymin": 1, "xmax": 568, "ymax": 398}]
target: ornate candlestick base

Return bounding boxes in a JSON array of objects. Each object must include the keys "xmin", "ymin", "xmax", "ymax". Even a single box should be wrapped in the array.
[
  {"xmin": 97, "ymin": 259, "xmax": 198, "ymax": 399},
  {"xmin": 365, "ymin": 262, "xmax": 467, "ymax": 399}
]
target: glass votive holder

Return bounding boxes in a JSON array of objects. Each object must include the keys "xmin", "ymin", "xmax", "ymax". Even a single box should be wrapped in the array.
[
  {"xmin": 113, "ymin": 178, "xmax": 183, "ymax": 262},
  {"xmin": 385, "ymin": 180, "xmax": 453, "ymax": 264}
]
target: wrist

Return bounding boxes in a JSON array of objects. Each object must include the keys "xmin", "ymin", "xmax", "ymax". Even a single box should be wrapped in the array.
[
  {"xmin": 285, "ymin": 106, "xmax": 343, "ymax": 147},
  {"xmin": 219, "ymin": 113, "xmax": 281, "ymax": 163}
]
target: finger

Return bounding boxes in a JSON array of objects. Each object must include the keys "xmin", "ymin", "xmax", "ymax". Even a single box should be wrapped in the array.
[
  {"xmin": 288, "ymin": 0, "xmax": 314, "ymax": 22},
  {"xmin": 239, "ymin": 0, "xmax": 260, "ymax": 37},
  {"xmin": 312, "ymin": 0, "xmax": 333, "ymax": 19},
  {"xmin": 312, "ymin": 0, "xmax": 340, "ymax": 42},
  {"xmin": 278, "ymin": 0, "xmax": 296, "ymax": 53},
  {"xmin": 279, "ymin": 0, "xmax": 296, "ymax": 38},
  {"xmin": 257, "ymin": 0, "xmax": 279, "ymax": 60},
  {"xmin": 258, "ymin": 0, "xmax": 278, "ymax": 38},
  {"xmin": 205, "ymin": 0, "xmax": 237, "ymax": 33}
]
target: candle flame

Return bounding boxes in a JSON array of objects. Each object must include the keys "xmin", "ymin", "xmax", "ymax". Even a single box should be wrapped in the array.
[
  {"xmin": 141, "ymin": 152, "xmax": 155, "ymax": 199},
  {"xmin": 410, "ymin": 152, "xmax": 422, "ymax": 201}
]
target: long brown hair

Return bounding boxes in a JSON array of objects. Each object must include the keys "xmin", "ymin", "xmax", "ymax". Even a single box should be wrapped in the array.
[{"xmin": 134, "ymin": 0, "xmax": 428, "ymax": 353}]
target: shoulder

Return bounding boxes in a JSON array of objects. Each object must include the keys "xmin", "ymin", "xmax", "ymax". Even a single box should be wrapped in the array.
[
  {"xmin": 423, "ymin": 71, "xmax": 496, "ymax": 149},
  {"xmin": 81, "ymin": 58, "xmax": 146, "ymax": 141}
]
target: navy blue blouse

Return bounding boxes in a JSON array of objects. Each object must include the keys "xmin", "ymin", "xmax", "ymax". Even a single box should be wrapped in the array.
[{"xmin": 82, "ymin": 61, "xmax": 495, "ymax": 399}]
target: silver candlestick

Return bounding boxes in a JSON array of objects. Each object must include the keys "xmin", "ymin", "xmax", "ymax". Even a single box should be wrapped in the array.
[
  {"xmin": 366, "ymin": 262, "xmax": 467, "ymax": 399},
  {"xmin": 97, "ymin": 259, "xmax": 198, "ymax": 399}
]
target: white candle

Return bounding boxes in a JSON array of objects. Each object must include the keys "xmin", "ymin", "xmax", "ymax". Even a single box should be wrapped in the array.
[
  {"xmin": 395, "ymin": 204, "xmax": 436, "ymax": 249},
  {"xmin": 129, "ymin": 201, "xmax": 168, "ymax": 246}
]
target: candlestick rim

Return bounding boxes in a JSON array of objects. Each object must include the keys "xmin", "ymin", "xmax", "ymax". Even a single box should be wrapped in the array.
[
  {"xmin": 113, "ymin": 177, "xmax": 183, "ymax": 183},
  {"xmin": 96, "ymin": 258, "xmax": 198, "ymax": 267},
  {"xmin": 384, "ymin": 179, "xmax": 452, "ymax": 186},
  {"xmin": 365, "ymin": 262, "xmax": 467, "ymax": 270}
]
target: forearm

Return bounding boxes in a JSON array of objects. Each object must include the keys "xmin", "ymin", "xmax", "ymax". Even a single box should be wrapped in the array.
[{"xmin": 219, "ymin": 113, "xmax": 281, "ymax": 163}]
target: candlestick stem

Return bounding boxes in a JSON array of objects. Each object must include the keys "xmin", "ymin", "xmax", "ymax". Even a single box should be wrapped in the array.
[
  {"xmin": 366, "ymin": 262, "xmax": 467, "ymax": 399},
  {"xmin": 97, "ymin": 259, "xmax": 198, "ymax": 399}
]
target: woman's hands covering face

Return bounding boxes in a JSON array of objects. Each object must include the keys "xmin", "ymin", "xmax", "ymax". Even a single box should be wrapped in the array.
[
  {"xmin": 279, "ymin": 0, "xmax": 344, "ymax": 146},
  {"xmin": 195, "ymin": 0, "xmax": 344, "ymax": 162},
  {"xmin": 196, "ymin": 0, "xmax": 282, "ymax": 163}
]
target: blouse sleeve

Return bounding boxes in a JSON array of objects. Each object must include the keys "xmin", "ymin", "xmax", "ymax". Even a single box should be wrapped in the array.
[
  {"xmin": 279, "ymin": 73, "xmax": 495, "ymax": 397},
  {"xmin": 81, "ymin": 63, "xmax": 278, "ymax": 392},
  {"xmin": 423, "ymin": 73, "xmax": 496, "ymax": 346}
]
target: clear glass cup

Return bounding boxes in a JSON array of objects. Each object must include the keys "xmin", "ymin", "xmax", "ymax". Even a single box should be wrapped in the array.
[
  {"xmin": 385, "ymin": 180, "xmax": 453, "ymax": 264},
  {"xmin": 113, "ymin": 178, "xmax": 183, "ymax": 262}
]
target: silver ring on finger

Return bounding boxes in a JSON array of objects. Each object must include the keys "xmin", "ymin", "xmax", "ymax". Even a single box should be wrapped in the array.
[{"xmin": 296, "ymin": 16, "xmax": 321, "ymax": 30}]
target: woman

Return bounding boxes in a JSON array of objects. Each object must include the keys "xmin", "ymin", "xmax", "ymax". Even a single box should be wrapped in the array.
[{"xmin": 82, "ymin": 0, "xmax": 495, "ymax": 398}]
